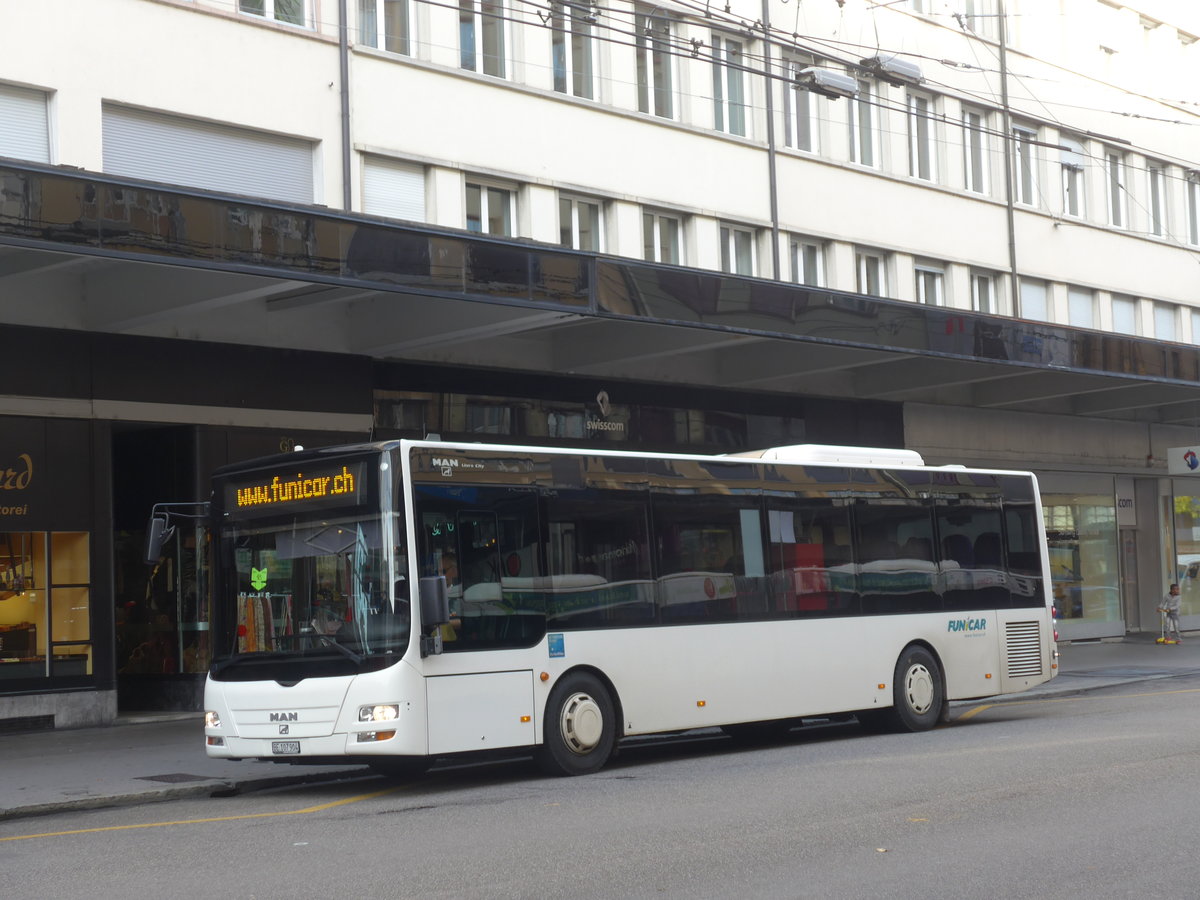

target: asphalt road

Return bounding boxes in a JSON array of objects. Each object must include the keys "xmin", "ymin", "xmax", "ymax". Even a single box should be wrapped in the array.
[{"xmin": 4, "ymin": 678, "xmax": 1200, "ymax": 900}]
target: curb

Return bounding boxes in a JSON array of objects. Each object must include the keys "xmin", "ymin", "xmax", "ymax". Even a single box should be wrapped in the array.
[{"xmin": 0, "ymin": 767, "xmax": 371, "ymax": 823}]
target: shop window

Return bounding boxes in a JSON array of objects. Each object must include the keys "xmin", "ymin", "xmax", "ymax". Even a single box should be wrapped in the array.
[
  {"xmin": 121, "ymin": 524, "xmax": 208, "ymax": 676},
  {"xmin": 0, "ymin": 531, "xmax": 91, "ymax": 680},
  {"xmin": 1043, "ymin": 486, "xmax": 1119, "ymax": 626}
]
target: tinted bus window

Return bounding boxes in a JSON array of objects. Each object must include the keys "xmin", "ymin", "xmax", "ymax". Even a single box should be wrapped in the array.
[
  {"xmin": 543, "ymin": 487, "xmax": 654, "ymax": 628},
  {"xmin": 764, "ymin": 498, "xmax": 856, "ymax": 618},
  {"xmin": 854, "ymin": 498, "xmax": 939, "ymax": 614}
]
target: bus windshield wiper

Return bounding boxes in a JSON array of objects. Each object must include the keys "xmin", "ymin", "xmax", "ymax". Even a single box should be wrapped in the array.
[{"xmin": 315, "ymin": 636, "xmax": 364, "ymax": 665}]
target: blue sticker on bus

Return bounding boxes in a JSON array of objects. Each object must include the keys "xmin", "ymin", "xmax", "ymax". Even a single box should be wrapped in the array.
[{"xmin": 548, "ymin": 633, "xmax": 565, "ymax": 658}]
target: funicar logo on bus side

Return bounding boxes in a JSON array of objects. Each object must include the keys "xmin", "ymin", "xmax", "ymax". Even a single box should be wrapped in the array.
[{"xmin": 947, "ymin": 618, "xmax": 987, "ymax": 634}]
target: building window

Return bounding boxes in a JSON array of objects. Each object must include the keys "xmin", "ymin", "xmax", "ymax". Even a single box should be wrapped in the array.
[
  {"xmin": 552, "ymin": 2, "xmax": 596, "ymax": 99},
  {"xmin": 712, "ymin": 35, "xmax": 748, "ymax": 137},
  {"xmin": 1020, "ymin": 278, "xmax": 1047, "ymax": 321},
  {"xmin": 1112, "ymin": 295, "xmax": 1138, "ymax": 335},
  {"xmin": 962, "ymin": 109, "xmax": 989, "ymax": 194},
  {"xmin": 1105, "ymin": 149, "xmax": 1126, "ymax": 227},
  {"xmin": 559, "ymin": 194, "xmax": 602, "ymax": 251},
  {"xmin": 0, "ymin": 531, "xmax": 93, "ymax": 681},
  {"xmin": 971, "ymin": 270, "xmax": 997, "ymax": 314},
  {"xmin": 1192, "ymin": 309, "xmax": 1200, "ymax": 345},
  {"xmin": 1012, "ymin": 125, "xmax": 1038, "ymax": 206},
  {"xmin": 636, "ymin": 6, "xmax": 674, "ymax": 119},
  {"xmin": 1148, "ymin": 162, "xmax": 1168, "ymax": 237},
  {"xmin": 1188, "ymin": 171, "xmax": 1200, "ymax": 246},
  {"xmin": 953, "ymin": 0, "xmax": 995, "ymax": 38},
  {"xmin": 719, "ymin": 223, "xmax": 755, "ymax": 275},
  {"xmin": 644, "ymin": 210, "xmax": 681, "ymax": 264},
  {"xmin": 915, "ymin": 263, "xmax": 945, "ymax": 306},
  {"xmin": 856, "ymin": 248, "xmax": 887, "ymax": 296},
  {"xmin": 908, "ymin": 93, "xmax": 937, "ymax": 182},
  {"xmin": 784, "ymin": 59, "xmax": 818, "ymax": 152},
  {"xmin": 466, "ymin": 181, "xmax": 514, "ymax": 235},
  {"xmin": 849, "ymin": 81, "xmax": 877, "ymax": 168},
  {"xmin": 1155, "ymin": 302, "xmax": 1178, "ymax": 342},
  {"xmin": 239, "ymin": 0, "xmax": 307, "ymax": 25},
  {"xmin": 789, "ymin": 236, "xmax": 824, "ymax": 286},
  {"xmin": 460, "ymin": 0, "xmax": 506, "ymax": 77},
  {"xmin": 1068, "ymin": 287, "xmax": 1095, "ymax": 329},
  {"xmin": 362, "ymin": 157, "xmax": 426, "ymax": 222},
  {"xmin": 1060, "ymin": 135, "xmax": 1086, "ymax": 217},
  {"xmin": 358, "ymin": 0, "xmax": 410, "ymax": 54}
]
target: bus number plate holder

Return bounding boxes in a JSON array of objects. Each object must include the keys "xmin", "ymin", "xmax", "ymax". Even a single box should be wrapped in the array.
[{"xmin": 272, "ymin": 741, "xmax": 301, "ymax": 755}]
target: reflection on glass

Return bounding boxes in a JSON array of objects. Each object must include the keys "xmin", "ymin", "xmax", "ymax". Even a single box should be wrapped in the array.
[
  {"xmin": 1044, "ymin": 493, "xmax": 1119, "ymax": 624},
  {"xmin": 1172, "ymin": 491, "xmax": 1200, "ymax": 616}
]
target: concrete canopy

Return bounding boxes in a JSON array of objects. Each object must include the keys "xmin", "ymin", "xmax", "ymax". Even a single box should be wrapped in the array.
[{"xmin": 2, "ymin": 159, "xmax": 1199, "ymax": 427}]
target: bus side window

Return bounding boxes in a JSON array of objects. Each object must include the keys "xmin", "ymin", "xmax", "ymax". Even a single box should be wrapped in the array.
[
  {"xmin": 542, "ymin": 488, "xmax": 653, "ymax": 628},
  {"xmin": 765, "ymin": 500, "xmax": 855, "ymax": 618}
]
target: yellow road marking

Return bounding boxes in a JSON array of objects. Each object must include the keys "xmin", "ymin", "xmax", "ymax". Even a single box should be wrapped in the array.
[
  {"xmin": 956, "ymin": 685, "xmax": 1200, "ymax": 722},
  {"xmin": 0, "ymin": 785, "xmax": 402, "ymax": 843}
]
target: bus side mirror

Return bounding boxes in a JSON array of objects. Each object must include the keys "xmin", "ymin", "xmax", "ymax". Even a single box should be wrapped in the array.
[
  {"xmin": 144, "ymin": 515, "xmax": 174, "ymax": 565},
  {"xmin": 418, "ymin": 575, "xmax": 450, "ymax": 658}
]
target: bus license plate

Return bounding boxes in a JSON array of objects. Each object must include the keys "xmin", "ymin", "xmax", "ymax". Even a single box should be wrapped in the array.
[{"xmin": 272, "ymin": 741, "xmax": 300, "ymax": 755}]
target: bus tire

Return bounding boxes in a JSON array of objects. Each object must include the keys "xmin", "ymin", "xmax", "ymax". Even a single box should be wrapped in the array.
[
  {"xmin": 535, "ymin": 672, "xmax": 616, "ymax": 776},
  {"xmin": 890, "ymin": 645, "xmax": 943, "ymax": 732}
]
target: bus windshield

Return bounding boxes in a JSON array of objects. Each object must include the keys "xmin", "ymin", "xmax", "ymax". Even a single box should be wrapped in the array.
[
  {"xmin": 217, "ymin": 512, "xmax": 409, "ymax": 666},
  {"xmin": 211, "ymin": 452, "xmax": 409, "ymax": 672}
]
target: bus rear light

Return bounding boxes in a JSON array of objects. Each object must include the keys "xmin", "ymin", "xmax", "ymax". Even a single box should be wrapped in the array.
[
  {"xmin": 205, "ymin": 711, "xmax": 221, "ymax": 728},
  {"xmin": 356, "ymin": 731, "xmax": 396, "ymax": 743},
  {"xmin": 207, "ymin": 736, "xmax": 224, "ymax": 746}
]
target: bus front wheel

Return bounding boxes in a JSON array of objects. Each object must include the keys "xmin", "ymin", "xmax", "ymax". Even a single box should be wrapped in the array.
[
  {"xmin": 535, "ymin": 672, "xmax": 616, "ymax": 776},
  {"xmin": 890, "ymin": 645, "xmax": 944, "ymax": 732}
]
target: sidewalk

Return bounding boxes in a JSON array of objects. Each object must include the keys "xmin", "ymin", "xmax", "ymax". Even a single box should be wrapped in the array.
[{"xmin": 3, "ymin": 633, "xmax": 1200, "ymax": 822}]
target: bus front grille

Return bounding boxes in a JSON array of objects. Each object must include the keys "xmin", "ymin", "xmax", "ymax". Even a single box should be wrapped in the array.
[{"xmin": 1004, "ymin": 621, "xmax": 1044, "ymax": 677}]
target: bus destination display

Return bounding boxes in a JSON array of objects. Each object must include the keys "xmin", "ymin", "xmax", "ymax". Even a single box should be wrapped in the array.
[{"xmin": 222, "ymin": 461, "xmax": 368, "ymax": 517}]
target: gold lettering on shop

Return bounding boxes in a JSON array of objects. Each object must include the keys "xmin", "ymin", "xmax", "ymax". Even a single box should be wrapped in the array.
[{"xmin": 0, "ymin": 454, "xmax": 33, "ymax": 491}]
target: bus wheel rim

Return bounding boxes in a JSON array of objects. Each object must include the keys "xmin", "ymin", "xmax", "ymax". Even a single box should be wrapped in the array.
[
  {"xmin": 560, "ymin": 692, "xmax": 604, "ymax": 754},
  {"xmin": 905, "ymin": 664, "xmax": 935, "ymax": 715}
]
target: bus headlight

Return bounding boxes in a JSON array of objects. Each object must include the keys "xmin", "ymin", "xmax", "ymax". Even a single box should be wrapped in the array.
[
  {"xmin": 359, "ymin": 704, "xmax": 399, "ymax": 723},
  {"xmin": 205, "ymin": 711, "xmax": 221, "ymax": 728}
]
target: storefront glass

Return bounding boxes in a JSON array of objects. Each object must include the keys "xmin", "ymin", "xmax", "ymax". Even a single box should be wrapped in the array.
[
  {"xmin": 1041, "ymin": 476, "xmax": 1121, "ymax": 633},
  {"xmin": 1169, "ymin": 481, "xmax": 1200, "ymax": 615},
  {"xmin": 117, "ymin": 523, "xmax": 209, "ymax": 677},
  {"xmin": 0, "ymin": 531, "xmax": 92, "ymax": 678}
]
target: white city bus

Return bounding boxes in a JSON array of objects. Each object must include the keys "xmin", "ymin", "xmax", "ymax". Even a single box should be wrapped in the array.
[{"xmin": 186, "ymin": 440, "xmax": 1058, "ymax": 776}]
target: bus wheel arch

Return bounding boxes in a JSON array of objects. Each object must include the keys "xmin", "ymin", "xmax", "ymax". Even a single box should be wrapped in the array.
[
  {"xmin": 890, "ymin": 642, "xmax": 947, "ymax": 732},
  {"xmin": 535, "ymin": 667, "xmax": 620, "ymax": 776}
]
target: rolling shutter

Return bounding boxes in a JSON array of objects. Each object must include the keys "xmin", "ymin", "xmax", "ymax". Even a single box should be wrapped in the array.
[
  {"xmin": 0, "ymin": 84, "xmax": 50, "ymax": 163},
  {"xmin": 102, "ymin": 105, "xmax": 314, "ymax": 204},
  {"xmin": 362, "ymin": 156, "xmax": 426, "ymax": 222}
]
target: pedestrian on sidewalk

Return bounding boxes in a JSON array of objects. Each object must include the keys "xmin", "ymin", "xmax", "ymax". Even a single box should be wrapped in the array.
[{"xmin": 1159, "ymin": 583, "xmax": 1184, "ymax": 643}]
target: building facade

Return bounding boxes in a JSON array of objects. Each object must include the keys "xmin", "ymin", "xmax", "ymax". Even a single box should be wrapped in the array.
[{"xmin": 3, "ymin": 0, "xmax": 1200, "ymax": 726}]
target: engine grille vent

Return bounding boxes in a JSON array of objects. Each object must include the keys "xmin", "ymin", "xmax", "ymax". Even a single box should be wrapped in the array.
[{"xmin": 1005, "ymin": 621, "xmax": 1044, "ymax": 677}]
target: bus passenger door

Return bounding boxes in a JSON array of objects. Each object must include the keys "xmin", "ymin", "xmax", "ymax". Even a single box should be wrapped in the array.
[{"xmin": 425, "ymin": 671, "xmax": 536, "ymax": 754}]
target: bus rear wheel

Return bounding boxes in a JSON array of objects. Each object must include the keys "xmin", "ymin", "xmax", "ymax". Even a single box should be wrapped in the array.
[
  {"xmin": 535, "ymin": 672, "xmax": 616, "ymax": 776},
  {"xmin": 890, "ymin": 645, "xmax": 944, "ymax": 732}
]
